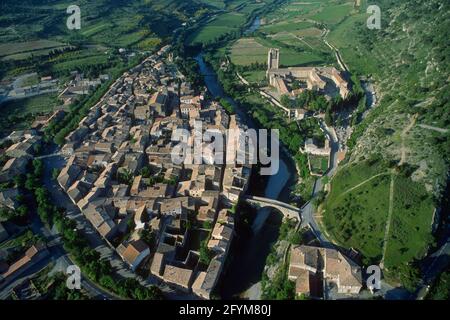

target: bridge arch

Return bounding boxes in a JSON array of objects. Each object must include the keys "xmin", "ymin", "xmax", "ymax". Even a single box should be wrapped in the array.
[{"xmin": 243, "ymin": 196, "xmax": 301, "ymax": 223}]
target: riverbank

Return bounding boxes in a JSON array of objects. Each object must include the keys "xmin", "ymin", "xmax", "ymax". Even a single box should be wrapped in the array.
[{"xmin": 194, "ymin": 52, "xmax": 299, "ymax": 299}]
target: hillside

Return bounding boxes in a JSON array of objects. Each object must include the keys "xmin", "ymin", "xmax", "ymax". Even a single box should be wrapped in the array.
[{"xmin": 322, "ymin": 0, "xmax": 449, "ymax": 288}]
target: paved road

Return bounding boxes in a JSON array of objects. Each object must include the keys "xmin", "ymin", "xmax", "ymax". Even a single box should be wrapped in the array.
[
  {"xmin": 415, "ymin": 235, "xmax": 450, "ymax": 299},
  {"xmin": 296, "ymin": 118, "xmax": 340, "ymax": 248}
]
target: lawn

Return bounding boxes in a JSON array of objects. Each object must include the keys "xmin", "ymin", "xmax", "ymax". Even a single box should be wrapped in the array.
[
  {"xmin": 21, "ymin": 74, "xmax": 40, "ymax": 87},
  {"xmin": 309, "ymin": 154, "xmax": 329, "ymax": 175},
  {"xmin": 241, "ymin": 70, "xmax": 267, "ymax": 83}
]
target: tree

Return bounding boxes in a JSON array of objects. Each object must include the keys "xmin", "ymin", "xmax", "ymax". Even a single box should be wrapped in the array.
[
  {"xmin": 17, "ymin": 205, "xmax": 28, "ymax": 218},
  {"xmin": 203, "ymin": 220, "xmax": 213, "ymax": 229},
  {"xmin": 280, "ymin": 94, "xmax": 293, "ymax": 108},
  {"xmin": 288, "ymin": 232, "xmax": 302, "ymax": 245},
  {"xmin": 325, "ymin": 108, "xmax": 333, "ymax": 126},
  {"xmin": 140, "ymin": 229, "xmax": 156, "ymax": 248},
  {"xmin": 52, "ymin": 168, "xmax": 61, "ymax": 180},
  {"xmin": 14, "ymin": 174, "xmax": 26, "ymax": 188},
  {"xmin": 199, "ymin": 240, "xmax": 213, "ymax": 265}
]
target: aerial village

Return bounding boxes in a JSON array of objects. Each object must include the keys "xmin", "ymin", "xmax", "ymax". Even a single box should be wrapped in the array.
[
  {"xmin": 52, "ymin": 45, "xmax": 250, "ymax": 298},
  {"xmin": 0, "ymin": 44, "xmax": 364, "ymax": 300}
]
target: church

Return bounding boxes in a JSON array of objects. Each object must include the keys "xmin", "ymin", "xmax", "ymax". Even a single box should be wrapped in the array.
[{"xmin": 266, "ymin": 48, "xmax": 350, "ymax": 99}]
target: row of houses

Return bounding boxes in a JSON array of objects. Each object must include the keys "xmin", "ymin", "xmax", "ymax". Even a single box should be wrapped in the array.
[
  {"xmin": 289, "ymin": 244, "xmax": 363, "ymax": 298},
  {"xmin": 0, "ymin": 130, "xmax": 44, "ymax": 211},
  {"xmin": 56, "ymin": 46, "xmax": 251, "ymax": 299}
]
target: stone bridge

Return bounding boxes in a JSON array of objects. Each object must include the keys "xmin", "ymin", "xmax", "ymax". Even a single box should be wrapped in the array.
[
  {"xmin": 244, "ymin": 195, "xmax": 301, "ymax": 222},
  {"xmin": 35, "ymin": 149, "xmax": 73, "ymax": 160}
]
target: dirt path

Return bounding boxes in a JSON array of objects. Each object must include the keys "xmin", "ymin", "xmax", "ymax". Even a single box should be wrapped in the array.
[
  {"xmin": 418, "ymin": 124, "xmax": 448, "ymax": 134},
  {"xmin": 322, "ymin": 28, "xmax": 349, "ymax": 72},
  {"xmin": 399, "ymin": 114, "xmax": 418, "ymax": 166},
  {"xmin": 290, "ymin": 33, "xmax": 314, "ymax": 49},
  {"xmin": 340, "ymin": 172, "xmax": 390, "ymax": 197},
  {"xmin": 380, "ymin": 172, "xmax": 395, "ymax": 268}
]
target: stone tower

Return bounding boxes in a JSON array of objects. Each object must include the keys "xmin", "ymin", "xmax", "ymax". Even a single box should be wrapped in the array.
[{"xmin": 267, "ymin": 48, "xmax": 280, "ymax": 71}]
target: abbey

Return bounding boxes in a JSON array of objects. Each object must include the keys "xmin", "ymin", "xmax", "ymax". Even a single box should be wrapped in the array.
[{"xmin": 266, "ymin": 48, "xmax": 350, "ymax": 99}]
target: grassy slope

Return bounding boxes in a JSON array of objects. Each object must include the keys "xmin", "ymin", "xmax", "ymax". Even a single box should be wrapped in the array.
[{"xmin": 322, "ymin": 0, "xmax": 449, "ymax": 286}]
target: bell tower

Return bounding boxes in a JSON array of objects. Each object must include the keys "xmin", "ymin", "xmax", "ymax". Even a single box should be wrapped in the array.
[{"xmin": 267, "ymin": 48, "xmax": 280, "ymax": 71}]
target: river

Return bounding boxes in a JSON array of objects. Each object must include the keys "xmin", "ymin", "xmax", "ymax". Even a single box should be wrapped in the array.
[
  {"xmin": 244, "ymin": 16, "xmax": 261, "ymax": 35},
  {"xmin": 194, "ymin": 24, "xmax": 297, "ymax": 298}
]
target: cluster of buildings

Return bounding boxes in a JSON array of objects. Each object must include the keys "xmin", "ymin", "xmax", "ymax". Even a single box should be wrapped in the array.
[
  {"xmin": 3, "ymin": 75, "xmax": 59, "ymax": 101},
  {"xmin": 289, "ymin": 245, "xmax": 363, "ymax": 298},
  {"xmin": 56, "ymin": 45, "xmax": 251, "ymax": 299},
  {"xmin": 0, "ymin": 129, "xmax": 45, "ymax": 211},
  {"xmin": 58, "ymin": 72, "xmax": 110, "ymax": 105},
  {"xmin": 0, "ymin": 243, "xmax": 49, "ymax": 285},
  {"xmin": 266, "ymin": 48, "xmax": 350, "ymax": 99}
]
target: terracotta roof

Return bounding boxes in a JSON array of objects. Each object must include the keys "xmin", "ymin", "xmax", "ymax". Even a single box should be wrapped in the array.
[
  {"xmin": 122, "ymin": 240, "xmax": 149, "ymax": 265},
  {"xmin": 295, "ymin": 269, "xmax": 311, "ymax": 294},
  {"xmin": 163, "ymin": 265, "xmax": 193, "ymax": 289}
]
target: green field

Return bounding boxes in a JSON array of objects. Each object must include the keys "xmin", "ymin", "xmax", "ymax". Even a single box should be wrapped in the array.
[
  {"xmin": 0, "ymin": 40, "xmax": 67, "ymax": 57},
  {"xmin": 188, "ymin": 12, "xmax": 247, "ymax": 44},
  {"xmin": 0, "ymin": 40, "xmax": 70, "ymax": 61},
  {"xmin": 310, "ymin": 2, "xmax": 354, "ymax": 24},
  {"xmin": 230, "ymin": 37, "xmax": 325, "ymax": 67},
  {"xmin": 309, "ymin": 154, "xmax": 329, "ymax": 175},
  {"xmin": 262, "ymin": 1, "xmax": 323, "ymax": 23},
  {"xmin": 383, "ymin": 175, "xmax": 435, "ymax": 268},
  {"xmin": 0, "ymin": 94, "xmax": 60, "ymax": 135},
  {"xmin": 323, "ymin": 159, "xmax": 435, "ymax": 267},
  {"xmin": 327, "ymin": 12, "xmax": 378, "ymax": 75},
  {"xmin": 241, "ymin": 70, "xmax": 267, "ymax": 83},
  {"xmin": 260, "ymin": 21, "xmax": 315, "ymax": 34},
  {"xmin": 230, "ymin": 38, "xmax": 268, "ymax": 65},
  {"xmin": 234, "ymin": 0, "xmax": 348, "ymax": 69},
  {"xmin": 324, "ymin": 171, "xmax": 391, "ymax": 263}
]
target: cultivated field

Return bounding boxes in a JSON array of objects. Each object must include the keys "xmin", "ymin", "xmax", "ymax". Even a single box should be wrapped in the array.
[
  {"xmin": 230, "ymin": 37, "xmax": 326, "ymax": 67},
  {"xmin": 188, "ymin": 12, "xmax": 247, "ymax": 44},
  {"xmin": 0, "ymin": 40, "xmax": 69, "ymax": 60},
  {"xmin": 309, "ymin": 2, "xmax": 354, "ymax": 25},
  {"xmin": 230, "ymin": 38, "xmax": 268, "ymax": 65},
  {"xmin": 0, "ymin": 94, "xmax": 60, "ymax": 135}
]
